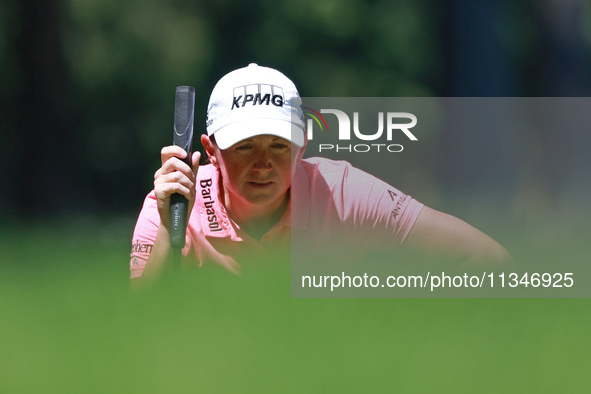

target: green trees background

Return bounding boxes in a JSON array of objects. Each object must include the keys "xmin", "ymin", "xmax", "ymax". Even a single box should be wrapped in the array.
[{"xmin": 1, "ymin": 0, "xmax": 590, "ymax": 219}]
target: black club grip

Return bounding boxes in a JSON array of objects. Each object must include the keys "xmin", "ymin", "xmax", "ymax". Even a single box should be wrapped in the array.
[{"xmin": 170, "ymin": 86, "xmax": 195, "ymax": 249}]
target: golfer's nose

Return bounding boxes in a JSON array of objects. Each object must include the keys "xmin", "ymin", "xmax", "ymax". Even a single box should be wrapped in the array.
[{"xmin": 253, "ymin": 150, "xmax": 272, "ymax": 174}]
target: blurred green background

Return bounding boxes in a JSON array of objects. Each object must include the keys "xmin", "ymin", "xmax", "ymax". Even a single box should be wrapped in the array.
[{"xmin": 1, "ymin": 0, "xmax": 591, "ymax": 392}]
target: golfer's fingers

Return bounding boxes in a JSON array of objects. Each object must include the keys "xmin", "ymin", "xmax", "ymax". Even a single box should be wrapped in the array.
[
  {"xmin": 154, "ymin": 172, "xmax": 195, "ymax": 200},
  {"xmin": 160, "ymin": 145, "xmax": 187, "ymax": 166},
  {"xmin": 155, "ymin": 155, "xmax": 194, "ymax": 180},
  {"xmin": 191, "ymin": 152, "xmax": 201, "ymax": 176},
  {"xmin": 154, "ymin": 183, "xmax": 193, "ymax": 201}
]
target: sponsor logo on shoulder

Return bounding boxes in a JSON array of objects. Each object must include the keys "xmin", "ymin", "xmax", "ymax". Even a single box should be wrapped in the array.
[{"xmin": 390, "ymin": 191, "xmax": 408, "ymax": 221}]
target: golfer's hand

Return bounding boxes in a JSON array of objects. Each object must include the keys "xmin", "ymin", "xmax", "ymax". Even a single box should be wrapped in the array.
[{"xmin": 154, "ymin": 146, "xmax": 201, "ymax": 232}]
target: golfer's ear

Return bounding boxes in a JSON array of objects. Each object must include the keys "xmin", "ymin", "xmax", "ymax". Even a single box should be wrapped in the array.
[{"xmin": 201, "ymin": 134, "xmax": 218, "ymax": 167}]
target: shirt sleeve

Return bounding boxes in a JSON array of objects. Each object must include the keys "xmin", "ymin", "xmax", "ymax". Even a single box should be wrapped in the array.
[
  {"xmin": 320, "ymin": 159, "xmax": 424, "ymax": 253},
  {"xmin": 370, "ymin": 184, "xmax": 424, "ymax": 251},
  {"xmin": 129, "ymin": 191, "xmax": 160, "ymax": 280}
]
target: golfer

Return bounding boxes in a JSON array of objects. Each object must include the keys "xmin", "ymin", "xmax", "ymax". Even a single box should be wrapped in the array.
[{"xmin": 130, "ymin": 63, "xmax": 511, "ymax": 284}]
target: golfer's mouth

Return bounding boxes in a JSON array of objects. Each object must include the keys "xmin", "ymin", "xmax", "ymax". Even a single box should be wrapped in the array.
[{"xmin": 247, "ymin": 181, "xmax": 274, "ymax": 189}]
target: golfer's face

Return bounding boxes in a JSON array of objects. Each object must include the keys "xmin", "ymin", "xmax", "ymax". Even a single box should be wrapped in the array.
[{"xmin": 217, "ymin": 135, "xmax": 301, "ymax": 207}]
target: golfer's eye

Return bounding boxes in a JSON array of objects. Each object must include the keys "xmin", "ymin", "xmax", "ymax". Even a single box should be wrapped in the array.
[
  {"xmin": 236, "ymin": 144, "xmax": 252, "ymax": 150},
  {"xmin": 272, "ymin": 143, "xmax": 288, "ymax": 149}
]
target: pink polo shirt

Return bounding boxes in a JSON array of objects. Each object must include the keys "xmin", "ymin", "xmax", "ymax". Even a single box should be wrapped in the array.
[{"xmin": 130, "ymin": 157, "xmax": 424, "ymax": 279}]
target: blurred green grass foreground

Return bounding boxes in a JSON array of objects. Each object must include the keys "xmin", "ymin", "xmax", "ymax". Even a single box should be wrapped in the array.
[{"xmin": 1, "ymin": 217, "xmax": 591, "ymax": 393}]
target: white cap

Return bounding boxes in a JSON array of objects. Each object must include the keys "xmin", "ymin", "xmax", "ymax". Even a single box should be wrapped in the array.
[{"xmin": 206, "ymin": 63, "xmax": 305, "ymax": 150}]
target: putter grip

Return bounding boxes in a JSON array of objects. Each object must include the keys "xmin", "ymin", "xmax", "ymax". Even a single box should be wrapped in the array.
[{"xmin": 170, "ymin": 86, "xmax": 195, "ymax": 249}]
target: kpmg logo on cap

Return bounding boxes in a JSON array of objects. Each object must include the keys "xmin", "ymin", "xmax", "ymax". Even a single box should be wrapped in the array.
[{"xmin": 231, "ymin": 84, "xmax": 284, "ymax": 110}]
